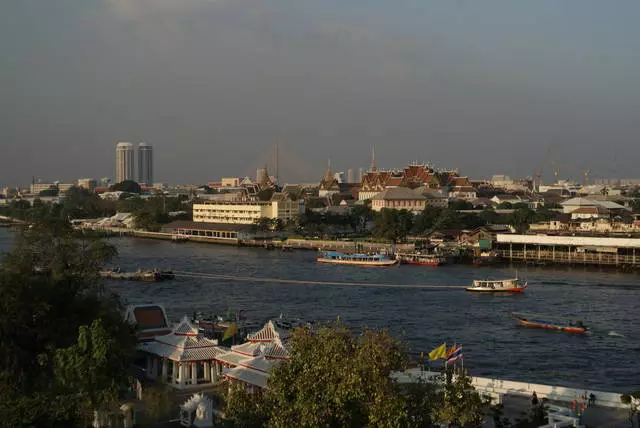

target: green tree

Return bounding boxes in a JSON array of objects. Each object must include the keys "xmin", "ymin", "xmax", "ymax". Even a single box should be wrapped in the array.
[
  {"xmin": 142, "ymin": 385, "xmax": 173, "ymax": 423},
  {"xmin": 39, "ymin": 186, "xmax": 59, "ymax": 197},
  {"xmin": 509, "ymin": 207, "xmax": 536, "ymax": 233},
  {"xmin": 437, "ymin": 367, "xmax": 487, "ymax": 427},
  {"xmin": 261, "ymin": 324, "xmax": 408, "ymax": 427},
  {"xmin": 111, "ymin": 180, "xmax": 142, "ymax": 194},
  {"xmin": 0, "ymin": 214, "xmax": 136, "ymax": 427},
  {"xmin": 54, "ymin": 317, "xmax": 135, "ymax": 421},
  {"xmin": 373, "ymin": 209, "xmax": 413, "ymax": 242},
  {"xmin": 449, "ymin": 199, "xmax": 474, "ymax": 210},
  {"xmin": 63, "ymin": 186, "xmax": 113, "ymax": 219}
]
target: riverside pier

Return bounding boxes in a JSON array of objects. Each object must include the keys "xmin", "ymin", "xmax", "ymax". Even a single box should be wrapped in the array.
[{"xmin": 496, "ymin": 234, "xmax": 640, "ymax": 269}]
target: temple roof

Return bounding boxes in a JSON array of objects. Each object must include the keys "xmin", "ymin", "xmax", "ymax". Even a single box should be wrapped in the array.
[
  {"xmin": 139, "ymin": 334, "xmax": 228, "ymax": 362},
  {"xmin": 138, "ymin": 315, "xmax": 228, "ymax": 362},
  {"xmin": 247, "ymin": 320, "xmax": 290, "ymax": 342},
  {"xmin": 372, "ymin": 187, "xmax": 427, "ymax": 201},
  {"xmin": 223, "ymin": 366, "xmax": 270, "ymax": 389}
]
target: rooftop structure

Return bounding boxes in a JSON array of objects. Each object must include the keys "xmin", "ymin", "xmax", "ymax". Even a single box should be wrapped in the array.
[{"xmin": 561, "ymin": 197, "xmax": 628, "ymax": 213}]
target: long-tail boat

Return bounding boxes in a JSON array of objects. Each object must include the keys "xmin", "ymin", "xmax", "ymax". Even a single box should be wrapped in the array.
[{"xmin": 511, "ymin": 312, "xmax": 589, "ymax": 334}]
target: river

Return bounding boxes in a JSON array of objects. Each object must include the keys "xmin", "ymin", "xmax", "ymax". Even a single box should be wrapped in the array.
[{"xmin": 1, "ymin": 229, "xmax": 638, "ymax": 391}]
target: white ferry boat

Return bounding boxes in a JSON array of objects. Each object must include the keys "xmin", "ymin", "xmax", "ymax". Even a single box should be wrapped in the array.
[
  {"xmin": 466, "ymin": 277, "xmax": 527, "ymax": 293},
  {"xmin": 316, "ymin": 251, "xmax": 398, "ymax": 267}
]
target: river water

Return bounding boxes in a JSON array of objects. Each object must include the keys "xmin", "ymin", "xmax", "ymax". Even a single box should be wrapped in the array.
[{"xmin": 1, "ymin": 229, "xmax": 638, "ymax": 391}]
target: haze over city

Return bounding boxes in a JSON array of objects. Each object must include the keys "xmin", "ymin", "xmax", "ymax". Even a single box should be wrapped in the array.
[{"xmin": 2, "ymin": 0, "xmax": 639, "ymax": 185}]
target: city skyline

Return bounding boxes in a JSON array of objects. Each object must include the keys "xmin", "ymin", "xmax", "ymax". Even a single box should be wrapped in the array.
[{"xmin": 2, "ymin": 1, "xmax": 640, "ymax": 185}]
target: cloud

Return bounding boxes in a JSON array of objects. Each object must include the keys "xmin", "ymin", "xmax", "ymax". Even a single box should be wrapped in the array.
[{"xmin": 105, "ymin": 0, "xmax": 225, "ymax": 21}]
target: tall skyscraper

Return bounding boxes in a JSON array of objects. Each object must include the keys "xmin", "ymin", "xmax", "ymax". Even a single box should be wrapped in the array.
[
  {"xmin": 137, "ymin": 142, "xmax": 153, "ymax": 186},
  {"xmin": 115, "ymin": 142, "xmax": 135, "ymax": 183},
  {"xmin": 347, "ymin": 168, "xmax": 354, "ymax": 184}
]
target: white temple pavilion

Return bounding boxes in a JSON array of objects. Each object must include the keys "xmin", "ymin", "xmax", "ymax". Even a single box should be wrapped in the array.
[
  {"xmin": 138, "ymin": 316, "xmax": 229, "ymax": 389},
  {"xmin": 216, "ymin": 320, "xmax": 291, "ymax": 392}
]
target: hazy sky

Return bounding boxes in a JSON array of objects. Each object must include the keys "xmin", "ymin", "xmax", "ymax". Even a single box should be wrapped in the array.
[{"xmin": 2, "ymin": 0, "xmax": 639, "ymax": 186}]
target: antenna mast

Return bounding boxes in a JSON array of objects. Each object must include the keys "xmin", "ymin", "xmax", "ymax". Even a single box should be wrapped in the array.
[
  {"xmin": 272, "ymin": 141, "xmax": 279, "ymax": 184},
  {"xmin": 371, "ymin": 146, "xmax": 377, "ymax": 172}
]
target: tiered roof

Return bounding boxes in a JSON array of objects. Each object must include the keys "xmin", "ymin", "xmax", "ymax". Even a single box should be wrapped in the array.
[
  {"xmin": 219, "ymin": 320, "xmax": 293, "ymax": 389},
  {"xmin": 246, "ymin": 320, "xmax": 290, "ymax": 343},
  {"xmin": 139, "ymin": 316, "xmax": 229, "ymax": 362}
]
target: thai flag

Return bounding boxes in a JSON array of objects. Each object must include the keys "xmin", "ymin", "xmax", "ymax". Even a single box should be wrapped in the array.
[{"xmin": 446, "ymin": 345, "xmax": 463, "ymax": 364}]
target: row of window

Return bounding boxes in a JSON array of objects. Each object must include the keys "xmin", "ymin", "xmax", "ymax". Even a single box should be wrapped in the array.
[{"xmin": 175, "ymin": 229, "xmax": 238, "ymax": 238}]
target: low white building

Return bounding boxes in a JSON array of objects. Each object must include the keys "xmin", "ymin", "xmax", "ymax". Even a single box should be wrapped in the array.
[
  {"xmin": 371, "ymin": 187, "xmax": 427, "ymax": 213},
  {"xmin": 193, "ymin": 196, "xmax": 304, "ymax": 225}
]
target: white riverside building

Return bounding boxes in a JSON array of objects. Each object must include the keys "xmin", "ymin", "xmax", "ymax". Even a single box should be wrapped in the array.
[
  {"xmin": 192, "ymin": 198, "xmax": 304, "ymax": 225},
  {"xmin": 116, "ymin": 142, "xmax": 135, "ymax": 183}
]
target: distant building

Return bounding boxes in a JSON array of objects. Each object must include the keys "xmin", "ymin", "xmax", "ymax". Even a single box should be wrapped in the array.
[
  {"xmin": 359, "ymin": 163, "xmax": 446, "ymax": 201},
  {"xmin": 77, "ymin": 178, "xmax": 97, "ymax": 192},
  {"xmin": 137, "ymin": 142, "xmax": 153, "ymax": 186},
  {"xmin": 319, "ymin": 167, "xmax": 341, "ymax": 198},
  {"xmin": 221, "ymin": 177, "xmax": 240, "ymax": 187},
  {"xmin": 347, "ymin": 169, "xmax": 354, "ymax": 184},
  {"xmin": 371, "ymin": 187, "xmax": 427, "ymax": 213},
  {"xmin": 490, "ymin": 175, "xmax": 531, "ymax": 192},
  {"xmin": 193, "ymin": 197, "xmax": 304, "ymax": 225},
  {"xmin": 30, "ymin": 183, "xmax": 57, "ymax": 194},
  {"xmin": 116, "ymin": 142, "xmax": 135, "ymax": 183},
  {"xmin": 57, "ymin": 183, "xmax": 74, "ymax": 193}
]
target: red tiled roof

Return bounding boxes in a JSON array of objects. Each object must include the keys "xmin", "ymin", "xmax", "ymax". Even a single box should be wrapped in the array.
[{"xmin": 134, "ymin": 306, "xmax": 168, "ymax": 330}]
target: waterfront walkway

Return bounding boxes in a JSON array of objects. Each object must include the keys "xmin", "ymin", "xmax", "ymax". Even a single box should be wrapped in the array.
[{"xmin": 493, "ymin": 395, "xmax": 630, "ymax": 427}]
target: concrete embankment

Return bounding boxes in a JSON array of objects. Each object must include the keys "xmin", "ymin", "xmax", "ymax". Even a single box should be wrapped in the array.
[{"xmin": 99, "ymin": 228, "xmax": 415, "ymax": 253}]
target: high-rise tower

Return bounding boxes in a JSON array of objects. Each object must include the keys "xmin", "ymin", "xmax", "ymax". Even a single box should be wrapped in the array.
[
  {"xmin": 137, "ymin": 142, "xmax": 153, "ymax": 186},
  {"xmin": 116, "ymin": 142, "xmax": 135, "ymax": 183}
]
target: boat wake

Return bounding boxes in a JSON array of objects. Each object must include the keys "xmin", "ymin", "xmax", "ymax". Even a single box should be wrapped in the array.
[{"xmin": 607, "ymin": 331, "xmax": 625, "ymax": 338}]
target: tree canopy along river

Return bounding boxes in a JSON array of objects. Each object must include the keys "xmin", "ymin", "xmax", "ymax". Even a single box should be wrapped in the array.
[{"xmin": 1, "ymin": 229, "xmax": 638, "ymax": 391}]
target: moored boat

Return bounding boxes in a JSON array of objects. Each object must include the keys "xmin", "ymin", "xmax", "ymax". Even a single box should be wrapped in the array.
[
  {"xmin": 466, "ymin": 277, "xmax": 527, "ymax": 293},
  {"xmin": 395, "ymin": 252, "xmax": 447, "ymax": 266},
  {"xmin": 473, "ymin": 251, "xmax": 501, "ymax": 265},
  {"xmin": 100, "ymin": 268, "xmax": 163, "ymax": 282},
  {"xmin": 511, "ymin": 312, "xmax": 588, "ymax": 334},
  {"xmin": 316, "ymin": 251, "xmax": 398, "ymax": 267}
]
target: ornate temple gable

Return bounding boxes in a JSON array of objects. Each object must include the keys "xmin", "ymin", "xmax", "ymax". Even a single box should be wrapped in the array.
[
  {"xmin": 319, "ymin": 167, "xmax": 340, "ymax": 191},
  {"xmin": 246, "ymin": 320, "xmax": 290, "ymax": 343},
  {"xmin": 400, "ymin": 164, "xmax": 440, "ymax": 189},
  {"xmin": 360, "ymin": 171, "xmax": 392, "ymax": 192}
]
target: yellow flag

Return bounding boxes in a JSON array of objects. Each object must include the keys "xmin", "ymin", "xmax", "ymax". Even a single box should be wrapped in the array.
[
  {"xmin": 222, "ymin": 322, "xmax": 238, "ymax": 341},
  {"xmin": 428, "ymin": 343, "xmax": 447, "ymax": 360}
]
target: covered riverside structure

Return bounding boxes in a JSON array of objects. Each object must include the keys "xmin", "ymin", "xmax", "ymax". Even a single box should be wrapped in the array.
[
  {"xmin": 495, "ymin": 234, "xmax": 640, "ymax": 267},
  {"xmin": 160, "ymin": 221, "xmax": 256, "ymax": 243}
]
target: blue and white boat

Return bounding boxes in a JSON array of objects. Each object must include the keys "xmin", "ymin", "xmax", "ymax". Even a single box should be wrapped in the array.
[{"xmin": 316, "ymin": 251, "xmax": 398, "ymax": 267}]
